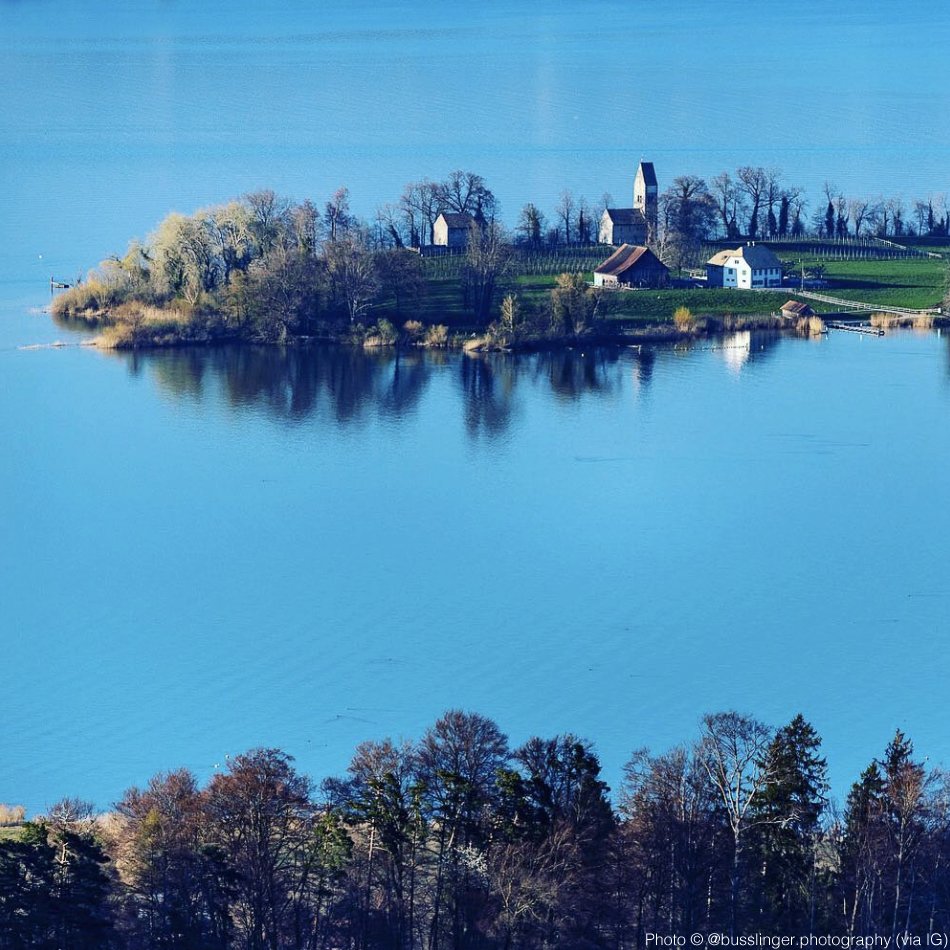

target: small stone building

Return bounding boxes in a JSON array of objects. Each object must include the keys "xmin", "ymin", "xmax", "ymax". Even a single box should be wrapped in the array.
[
  {"xmin": 593, "ymin": 244, "xmax": 669, "ymax": 288},
  {"xmin": 433, "ymin": 212, "xmax": 475, "ymax": 249},
  {"xmin": 599, "ymin": 209, "xmax": 648, "ymax": 246}
]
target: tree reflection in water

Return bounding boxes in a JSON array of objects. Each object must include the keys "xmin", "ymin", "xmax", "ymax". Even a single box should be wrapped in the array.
[
  {"xmin": 114, "ymin": 345, "xmax": 434, "ymax": 425},
  {"xmin": 103, "ymin": 341, "xmax": 751, "ymax": 435}
]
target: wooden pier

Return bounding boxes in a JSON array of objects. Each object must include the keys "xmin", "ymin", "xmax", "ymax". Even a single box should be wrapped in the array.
[{"xmin": 824, "ymin": 321, "xmax": 884, "ymax": 336}]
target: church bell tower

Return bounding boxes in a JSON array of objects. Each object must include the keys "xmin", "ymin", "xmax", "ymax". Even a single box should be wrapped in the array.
[{"xmin": 634, "ymin": 161, "xmax": 658, "ymax": 241}]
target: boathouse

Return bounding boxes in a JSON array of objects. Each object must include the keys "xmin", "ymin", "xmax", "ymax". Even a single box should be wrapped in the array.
[{"xmin": 780, "ymin": 300, "xmax": 816, "ymax": 318}]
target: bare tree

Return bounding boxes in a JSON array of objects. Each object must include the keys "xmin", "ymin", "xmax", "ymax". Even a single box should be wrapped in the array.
[
  {"xmin": 848, "ymin": 197, "xmax": 877, "ymax": 238},
  {"xmin": 205, "ymin": 748, "xmax": 316, "ymax": 950},
  {"xmin": 711, "ymin": 172, "xmax": 743, "ymax": 239},
  {"xmin": 764, "ymin": 168, "xmax": 784, "ymax": 237},
  {"xmin": 325, "ymin": 236, "xmax": 380, "ymax": 323},
  {"xmin": 325, "ymin": 186, "xmax": 353, "ymax": 242},
  {"xmin": 516, "ymin": 203, "xmax": 547, "ymax": 248},
  {"xmin": 461, "ymin": 221, "xmax": 511, "ymax": 322},
  {"xmin": 244, "ymin": 189, "xmax": 291, "ymax": 256},
  {"xmin": 438, "ymin": 170, "xmax": 496, "ymax": 221},
  {"xmin": 401, "ymin": 179, "xmax": 442, "ymax": 246},
  {"xmin": 736, "ymin": 166, "xmax": 769, "ymax": 239},
  {"xmin": 556, "ymin": 191, "xmax": 576, "ymax": 245},
  {"xmin": 699, "ymin": 712, "xmax": 777, "ymax": 935}
]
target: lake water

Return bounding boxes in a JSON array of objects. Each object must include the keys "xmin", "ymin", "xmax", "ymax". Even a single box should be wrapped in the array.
[
  {"xmin": 4, "ymin": 315, "xmax": 950, "ymax": 810},
  {"xmin": 2, "ymin": 1, "xmax": 950, "ymax": 811}
]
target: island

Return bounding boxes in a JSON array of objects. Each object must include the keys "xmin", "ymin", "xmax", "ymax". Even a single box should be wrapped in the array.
[{"xmin": 52, "ymin": 165, "xmax": 950, "ymax": 350}]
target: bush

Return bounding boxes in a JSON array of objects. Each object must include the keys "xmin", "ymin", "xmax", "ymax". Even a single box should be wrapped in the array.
[
  {"xmin": 402, "ymin": 319, "xmax": 425, "ymax": 342},
  {"xmin": 423, "ymin": 324, "xmax": 449, "ymax": 347},
  {"xmin": 673, "ymin": 306, "xmax": 693, "ymax": 331},
  {"xmin": 363, "ymin": 318, "xmax": 398, "ymax": 348}
]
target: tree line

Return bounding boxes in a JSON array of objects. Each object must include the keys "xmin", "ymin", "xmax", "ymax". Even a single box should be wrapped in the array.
[{"xmin": 3, "ymin": 710, "xmax": 950, "ymax": 949}]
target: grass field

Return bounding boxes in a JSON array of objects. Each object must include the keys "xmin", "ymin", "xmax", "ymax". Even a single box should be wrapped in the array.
[
  {"xmin": 782, "ymin": 257, "xmax": 948, "ymax": 309},
  {"xmin": 373, "ymin": 245, "xmax": 948, "ymax": 330}
]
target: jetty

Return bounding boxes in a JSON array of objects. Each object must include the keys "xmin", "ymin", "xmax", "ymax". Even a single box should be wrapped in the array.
[{"xmin": 824, "ymin": 322, "xmax": 884, "ymax": 336}]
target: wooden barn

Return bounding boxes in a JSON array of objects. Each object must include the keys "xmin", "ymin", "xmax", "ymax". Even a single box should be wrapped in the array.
[{"xmin": 593, "ymin": 244, "xmax": 669, "ymax": 288}]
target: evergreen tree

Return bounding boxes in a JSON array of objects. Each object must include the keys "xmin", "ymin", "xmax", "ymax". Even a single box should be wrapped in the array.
[
  {"xmin": 840, "ymin": 761, "xmax": 887, "ymax": 934},
  {"xmin": 778, "ymin": 195, "xmax": 790, "ymax": 237},
  {"xmin": 750, "ymin": 715, "xmax": 828, "ymax": 935}
]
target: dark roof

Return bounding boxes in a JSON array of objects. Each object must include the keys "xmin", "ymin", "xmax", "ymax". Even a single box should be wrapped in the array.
[
  {"xmin": 740, "ymin": 244, "xmax": 782, "ymax": 270},
  {"xmin": 705, "ymin": 245, "xmax": 782, "ymax": 270},
  {"xmin": 602, "ymin": 208, "xmax": 645, "ymax": 225},
  {"xmin": 438, "ymin": 211, "xmax": 475, "ymax": 229},
  {"xmin": 781, "ymin": 300, "xmax": 815, "ymax": 316},
  {"xmin": 637, "ymin": 161, "xmax": 657, "ymax": 187},
  {"xmin": 594, "ymin": 244, "xmax": 667, "ymax": 277}
]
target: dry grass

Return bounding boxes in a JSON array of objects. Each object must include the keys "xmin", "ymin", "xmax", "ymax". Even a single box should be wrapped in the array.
[
  {"xmin": 96, "ymin": 304, "xmax": 202, "ymax": 348},
  {"xmin": 0, "ymin": 804, "xmax": 26, "ymax": 826},
  {"xmin": 673, "ymin": 306, "xmax": 693, "ymax": 331},
  {"xmin": 797, "ymin": 315, "xmax": 827, "ymax": 337},
  {"xmin": 870, "ymin": 312, "xmax": 935, "ymax": 330}
]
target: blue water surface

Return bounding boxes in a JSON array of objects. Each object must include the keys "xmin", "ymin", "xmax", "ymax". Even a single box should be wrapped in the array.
[{"xmin": 1, "ymin": 1, "xmax": 950, "ymax": 811}]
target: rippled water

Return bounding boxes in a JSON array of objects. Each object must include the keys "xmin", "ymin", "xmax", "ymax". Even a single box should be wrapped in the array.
[
  {"xmin": 3, "ymin": 318, "xmax": 950, "ymax": 810},
  {"xmin": 3, "ymin": 1, "xmax": 950, "ymax": 810},
  {"xmin": 3, "ymin": 1, "xmax": 949, "ymax": 287}
]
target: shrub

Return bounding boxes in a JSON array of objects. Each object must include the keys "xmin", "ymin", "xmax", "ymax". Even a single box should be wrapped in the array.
[
  {"xmin": 673, "ymin": 306, "xmax": 693, "ymax": 331},
  {"xmin": 402, "ymin": 319, "xmax": 425, "ymax": 342},
  {"xmin": 423, "ymin": 324, "xmax": 449, "ymax": 347}
]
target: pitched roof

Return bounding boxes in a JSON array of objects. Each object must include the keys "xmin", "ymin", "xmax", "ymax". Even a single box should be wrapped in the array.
[
  {"xmin": 705, "ymin": 245, "xmax": 782, "ymax": 270},
  {"xmin": 740, "ymin": 244, "xmax": 782, "ymax": 270},
  {"xmin": 594, "ymin": 244, "xmax": 667, "ymax": 277},
  {"xmin": 602, "ymin": 207, "xmax": 645, "ymax": 225},
  {"xmin": 637, "ymin": 161, "xmax": 657, "ymax": 187},
  {"xmin": 781, "ymin": 300, "xmax": 815, "ymax": 316},
  {"xmin": 438, "ymin": 211, "xmax": 475, "ymax": 229}
]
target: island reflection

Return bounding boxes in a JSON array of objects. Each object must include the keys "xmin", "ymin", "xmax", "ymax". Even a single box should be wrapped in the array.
[{"xmin": 106, "ymin": 336, "xmax": 788, "ymax": 434}]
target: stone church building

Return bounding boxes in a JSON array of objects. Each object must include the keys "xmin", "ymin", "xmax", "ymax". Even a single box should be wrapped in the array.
[{"xmin": 599, "ymin": 162, "xmax": 658, "ymax": 246}]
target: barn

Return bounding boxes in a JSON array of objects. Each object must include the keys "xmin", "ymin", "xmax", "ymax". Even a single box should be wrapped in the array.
[{"xmin": 593, "ymin": 244, "xmax": 669, "ymax": 288}]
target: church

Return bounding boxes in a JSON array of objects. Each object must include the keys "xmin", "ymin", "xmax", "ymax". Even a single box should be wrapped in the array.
[{"xmin": 599, "ymin": 162, "xmax": 658, "ymax": 246}]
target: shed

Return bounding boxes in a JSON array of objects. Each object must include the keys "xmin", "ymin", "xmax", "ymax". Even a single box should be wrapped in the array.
[{"xmin": 781, "ymin": 300, "xmax": 816, "ymax": 318}]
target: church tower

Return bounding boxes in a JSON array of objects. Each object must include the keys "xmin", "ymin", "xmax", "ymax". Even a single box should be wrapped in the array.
[{"xmin": 633, "ymin": 161, "xmax": 658, "ymax": 241}]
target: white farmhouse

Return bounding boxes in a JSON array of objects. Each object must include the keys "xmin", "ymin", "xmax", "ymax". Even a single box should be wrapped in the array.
[{"xmin": 705, "ymin": 244, "xmax": 783, "ymax": 289}]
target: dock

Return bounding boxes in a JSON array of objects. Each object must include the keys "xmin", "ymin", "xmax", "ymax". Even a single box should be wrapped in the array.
[{"xmin": 825, "ymin": 322, "xmax": 884, "ymax": 336}]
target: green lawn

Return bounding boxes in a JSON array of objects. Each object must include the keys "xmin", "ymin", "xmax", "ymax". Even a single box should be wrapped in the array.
[
  {"xmin": 373, "ymin": 248, "xmax": 947, "ymax": 330},
  {"xmin": 777, "ymin": 256, "xmax": 948, "ymax": 310},
  {"xmin": 597, "ymin": 288, "xmax": 790, "ymax": 323}
]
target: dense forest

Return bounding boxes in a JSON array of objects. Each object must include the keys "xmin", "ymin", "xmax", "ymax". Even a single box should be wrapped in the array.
[{"xmin": 3, "ymin": 710, "xmax": 949, "ymax": 949}]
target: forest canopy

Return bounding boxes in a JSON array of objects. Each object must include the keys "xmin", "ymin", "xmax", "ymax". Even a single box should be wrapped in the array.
[{"xmin": 2, "ymin": 709, "xmax": 948, "ymax": 949}]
